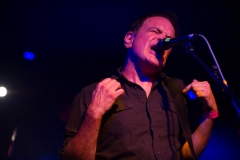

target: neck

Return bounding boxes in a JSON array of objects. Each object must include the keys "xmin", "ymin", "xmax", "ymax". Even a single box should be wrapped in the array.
[
  {"xmin": 122, "ymin": 66, "xmax": 155, "ymax": 84},
  {"xmin": 123, "ymin": 66, "xmax": 156, "ymax": 97},
  {"xmin": 122, "ymin": 57, "xmax": 161, "ymax": 84}
]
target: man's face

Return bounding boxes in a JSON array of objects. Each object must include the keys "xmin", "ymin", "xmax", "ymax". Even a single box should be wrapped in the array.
[{"xmin": 125, "ymin": 16, "xmax": 175, "ymax": 71}]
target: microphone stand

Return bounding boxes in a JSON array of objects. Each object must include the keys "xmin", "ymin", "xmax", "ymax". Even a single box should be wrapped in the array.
[{"xmin": 184, "ymin": 42, "xmax": 240, "ymax": 127}]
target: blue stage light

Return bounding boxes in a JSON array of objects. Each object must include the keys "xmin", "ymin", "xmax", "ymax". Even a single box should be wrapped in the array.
[
  {"xmin": 188, "ymin": 90, "xmax": 197, "ymax": 100},
  {"xmin": 24, "ymin": 51, "xmax": 35, "ymax": 60}
]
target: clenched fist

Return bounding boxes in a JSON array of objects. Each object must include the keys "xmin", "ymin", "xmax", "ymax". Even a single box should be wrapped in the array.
[
  {"xmin": 87, "ymin": 78, "xmax": 125, "ymax": 119},
  {"xmin": 183, "ymin": 79, "xmax": 218, "ymax": 113}
]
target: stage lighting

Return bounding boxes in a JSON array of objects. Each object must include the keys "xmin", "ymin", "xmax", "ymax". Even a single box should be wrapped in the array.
[
  {"xmin": 188, "ymin": 90, "xmax": 197, "ymax": 100},
  {"xmin": 24, "ymin": 51, "xmax": 35, "ymax": 60},
  {"xmin": 0, "ymin": 86, "xmax": 7, "ymax": 97}
]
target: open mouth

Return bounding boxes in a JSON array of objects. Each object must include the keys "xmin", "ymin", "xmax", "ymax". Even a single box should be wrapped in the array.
[{"xmin": 151, "ymin": 45, "xmax": 164, "ymax": 55}]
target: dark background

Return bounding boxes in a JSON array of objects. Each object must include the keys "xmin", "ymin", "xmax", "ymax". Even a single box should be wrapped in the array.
[{"xmin": 1, "ymin": 0, "xmax": 240, "ymax": 159}]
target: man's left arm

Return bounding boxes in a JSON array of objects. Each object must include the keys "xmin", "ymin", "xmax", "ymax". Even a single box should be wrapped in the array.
[{"xmin": 181, "ymin": 79, "xmax": 218, "ymax": 159}]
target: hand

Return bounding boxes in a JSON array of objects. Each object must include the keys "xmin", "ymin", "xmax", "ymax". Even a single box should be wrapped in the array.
[
  {"xmin": 88, "ymin": 78, "xmax": 125, "ymax": 119},
  {"xmin": 183, "ymin": 79, "xmax": 218, "ymax": 113}
]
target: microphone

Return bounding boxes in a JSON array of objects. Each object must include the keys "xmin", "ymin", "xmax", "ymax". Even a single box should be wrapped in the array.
[{"xmin": 153, "ymin": 34, "xmax": 198, "ymax": 51}]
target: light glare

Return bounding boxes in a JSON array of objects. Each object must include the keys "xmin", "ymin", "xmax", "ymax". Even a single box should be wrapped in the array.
[
  {"xmin": 0, "ymin": 86, "xmax": 7, "ymax": 97},
  {"xmin": 24, "ymin": 51, "xmax": 35, "ymax": 60}
]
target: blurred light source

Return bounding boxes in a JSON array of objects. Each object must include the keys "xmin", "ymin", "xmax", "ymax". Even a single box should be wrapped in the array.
[
  {"xmin": 24, "ymin": 51, "xmax": 35, "ymax": 60},
  {"xmin": 0, "ymin": 86, "xmax": 7, "ymax": 97},
  {"xmin": 188, "ymin": 90, "xmax": 197, "ymax": 100}
]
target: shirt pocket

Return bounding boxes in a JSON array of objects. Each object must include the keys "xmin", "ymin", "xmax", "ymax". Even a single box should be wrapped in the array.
[{"xmin": 105, "ymin": 99, "xmax": 139, "ymax": 137}]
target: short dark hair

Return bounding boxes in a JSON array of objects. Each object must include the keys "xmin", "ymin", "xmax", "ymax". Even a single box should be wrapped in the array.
[{"xmin": 128, "ymin": 10, "xmax": 179, "ymax": 37}]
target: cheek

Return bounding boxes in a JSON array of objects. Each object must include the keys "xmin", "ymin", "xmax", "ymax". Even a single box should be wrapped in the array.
[
  {"xmin": 162, "ymin": 50, "xmax": 171, "ymax": 64},
  {"xmin": 165, "ymin": 48, "xmax": 172, "ymax": 57},
  {"xmin": 132, "ymin": 40, "xmax": 145, "ymax": 54},
  {"xmin": 165, "ymin": 52, "xmax": 171, "ymax": 59}
]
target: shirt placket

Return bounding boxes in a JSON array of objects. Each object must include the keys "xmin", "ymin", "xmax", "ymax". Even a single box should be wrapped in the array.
[{"xmin": 147, "ymin": 98, "xmax": 162, "ymax": 160}]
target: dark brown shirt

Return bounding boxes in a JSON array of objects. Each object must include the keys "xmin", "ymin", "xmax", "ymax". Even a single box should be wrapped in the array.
[{"xmin": 59, "ymin": 69, "xmax": 187, "ymax": 160}]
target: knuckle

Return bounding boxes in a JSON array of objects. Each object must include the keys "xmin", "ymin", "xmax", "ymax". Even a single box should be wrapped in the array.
[
  {"xmin": 116, "ymin": 82, "xmax": 121, "ymax": 87},
  {"xmin": 96, "ymin": 83, "xmax": 106, "ymax": 91},
  {"xmin": 96, "ymin": 84, "xmax": 101, "ymax": 90},
  {"xmin": 203, "ymin": 81, "xmax": 209, "ymax": 85},
  {"xmin": 112, "ymin": 79, "xmax": 118, "ymax": 85},
  {"xmin": 108, "ymin": 92, "xmax": 116, "ymax": 99}
]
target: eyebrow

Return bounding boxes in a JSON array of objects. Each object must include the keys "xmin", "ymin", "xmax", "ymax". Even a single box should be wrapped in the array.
[{"xmin": 149, "ymin": 27, "xmax": 174, "ymax": 38}]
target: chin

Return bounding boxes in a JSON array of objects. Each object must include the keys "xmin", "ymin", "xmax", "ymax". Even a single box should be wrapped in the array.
[{"xmin": 153, "ymin": 60, "xmax": 164, "ymax": 69}]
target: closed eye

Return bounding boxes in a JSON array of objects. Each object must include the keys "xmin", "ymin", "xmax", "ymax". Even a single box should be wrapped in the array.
[
  {"xmin": 150, "ymin": 28, "xmax": 162, "ymax": 34},
  {"xmin": 149, "ymin": 27, "xmax": 174, "ymax": 38}
]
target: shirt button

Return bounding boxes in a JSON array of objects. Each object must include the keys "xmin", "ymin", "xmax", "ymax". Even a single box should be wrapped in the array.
[
  {"xmin": 151, "ymin": 127, "xmax": 154, "ymax": 130},
  {"xmin": 157, "ymin": 152, "xmax": 160, "ymax": 155}
]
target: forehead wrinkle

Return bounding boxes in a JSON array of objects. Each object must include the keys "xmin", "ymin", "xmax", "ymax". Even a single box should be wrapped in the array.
[{"xmin": 145, "ymin": 17, "xmax": 175, "ymax": 36}]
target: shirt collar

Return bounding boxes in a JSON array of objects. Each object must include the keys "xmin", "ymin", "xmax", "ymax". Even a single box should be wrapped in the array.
[{"xmin": 111, "ymin": 67, "xmax": 165, "ymax": 87}]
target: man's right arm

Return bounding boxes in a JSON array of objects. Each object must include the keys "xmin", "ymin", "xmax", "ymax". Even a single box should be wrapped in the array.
[
  {"xmin": 61, "ymin": 106, "xmax": 103, "ymax": 160},
  {"xmin": 60, "ymin": 78, "xmax": 124, "ymax": 160}
]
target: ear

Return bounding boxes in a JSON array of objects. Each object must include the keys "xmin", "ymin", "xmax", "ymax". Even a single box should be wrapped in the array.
[{"xmin": 124, "ymin": 31, "xmax": 134, "ymax": 49}]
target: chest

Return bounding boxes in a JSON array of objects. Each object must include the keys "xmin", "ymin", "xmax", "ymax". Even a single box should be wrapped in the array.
[
  {"xmin": 96, "ymin": 84, "xmax": 183, "ymax": 159},
  {"xmin": 99, "ymin": 84, "xmax": 181, "ymax": 138}
]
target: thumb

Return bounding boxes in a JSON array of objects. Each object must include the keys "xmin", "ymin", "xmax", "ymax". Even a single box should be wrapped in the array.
[
  {"xmin": 183, "ymin": 83, "xmax": 192, "ymax": 93},
  {"xmin": 193, "ymin": 79, "xmax": 198, "ymax": 82},
  {"xmin": 183, "ymin": 79, "xmax": 198, "ymax": 93}
]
